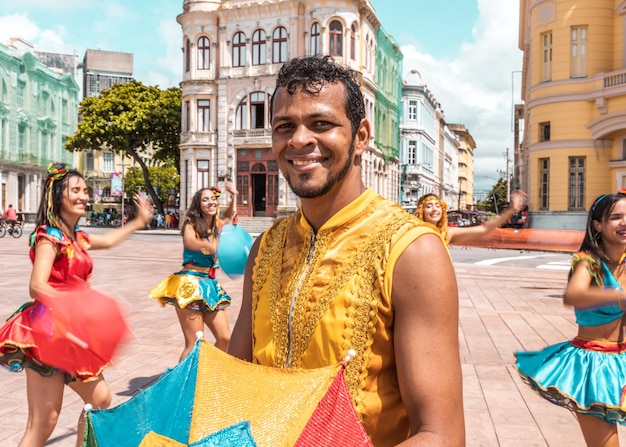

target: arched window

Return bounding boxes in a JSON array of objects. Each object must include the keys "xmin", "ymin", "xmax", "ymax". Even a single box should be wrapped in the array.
[
  {"xmin": 197, "ymin": 36, "xmax": 210, "ymax": 70},
  {"xmin": 252, "ymin": 29, "xmax": 266, "ymax": 65},
  {"xmin": 350, "ymin": 23, "xmax": 357, "ymax": 60},
  {"xmin": 272, "ymin": 27, "xmax": 288, "ymax": 63},
  {"xmin": 235, "ymin": 91, "xmax": 270, "ymax": 130},
  {"xmin": 310, "ymin": 23, "xmax": 321, "ymax": 56},
  {"xmin": 185, "ymin": 38, "xmax": 191, "ymax": 72},
  {"xmin": 329, "ymin": 20, "xmax": 343, "ymax": 57},
  {"xmin": 232, "ymin": 31, "xmax": 246, "ymax": 67}
]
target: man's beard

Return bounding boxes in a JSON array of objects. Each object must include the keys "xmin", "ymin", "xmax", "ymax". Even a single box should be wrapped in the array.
[{"xmin": 285, "ymin": 141, "xmax": 355, "ymax": 199}]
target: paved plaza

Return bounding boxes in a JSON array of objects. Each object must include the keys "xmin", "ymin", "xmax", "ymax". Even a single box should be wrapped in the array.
[{"xmin": 0, "ymin": 230, "xmax": 623, "ymax": 446}]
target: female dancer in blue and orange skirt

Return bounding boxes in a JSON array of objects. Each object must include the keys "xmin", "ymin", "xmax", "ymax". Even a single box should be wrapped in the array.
[
  {"xmin": 149, "ymin": 181, "xmax": 238, "ymax": 361},
  {"xmin": 516, "ymin": 191, "xmax": 626, "ymax": 447}
]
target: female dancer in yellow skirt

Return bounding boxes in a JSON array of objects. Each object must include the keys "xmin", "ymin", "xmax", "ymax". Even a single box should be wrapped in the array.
[{"xmin": 149, "ymin": 181, "xmax": 238, "ymax": 360}]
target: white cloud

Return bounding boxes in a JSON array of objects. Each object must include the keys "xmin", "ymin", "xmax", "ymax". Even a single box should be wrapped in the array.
[
  {"xmin": 0, "ymin": 15, "xmax": 75, "ymax": 54},
  {"xmin": 401, "ymin": 0, "xmax": 522, "ymax": 194},
  {"xmin": 142, "ymin": 18, "xmax": 182, "ymax": 89}
]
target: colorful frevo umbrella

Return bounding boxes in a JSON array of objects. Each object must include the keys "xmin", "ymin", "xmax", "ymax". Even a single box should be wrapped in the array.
[{"xmin": 83, "ymin": 336, "xmax": 373, "ymax": 447}]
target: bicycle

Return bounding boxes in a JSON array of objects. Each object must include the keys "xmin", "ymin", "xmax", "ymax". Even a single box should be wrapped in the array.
[{"xmin": 0, "ymin": 219, "xmax": 22, "ymax": 238}]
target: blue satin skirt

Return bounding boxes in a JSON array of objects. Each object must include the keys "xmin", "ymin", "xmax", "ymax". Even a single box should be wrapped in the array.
[
  {"xmin": 149, "ymin": 269, "xmax": 231, "ymax": 311},
  {"xmin": 515, "ymin": 337, "xmax": 626, "ymax": 424}
]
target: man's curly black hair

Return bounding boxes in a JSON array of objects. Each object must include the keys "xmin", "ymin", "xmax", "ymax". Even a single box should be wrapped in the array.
[{"xmin": 270, "ymin": 55, "xmax": 366, "ymax": 137}]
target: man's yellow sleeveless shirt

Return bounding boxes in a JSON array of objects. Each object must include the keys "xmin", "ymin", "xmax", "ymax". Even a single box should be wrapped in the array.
[{"xmin": 250, "ymin": 189, "xmax": 441, "ymax": 447}]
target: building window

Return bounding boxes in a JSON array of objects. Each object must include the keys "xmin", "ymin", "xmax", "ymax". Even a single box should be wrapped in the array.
[
  {"xmin": 539, "ymin": 122, "xmax": 551, "ymax": 142},
  {"xmin": 197, "ymin": 36, "xmax": 210, "ymax": 70},
  {"xmin": 408, "ymin": 141, "xmax": 417, "ymax": 165},
  {"xmin": 197, "ymin": 99, "xmax": 210, "ymax": 132},
  {"xmin": 17, "ymin": 125, "xmax": 25, "ymax": 154},
  {"xmin": 329, "ymin": 20, "xmax": 343, "ymax": 57},
  {"xmin": 232, "ymin": 32, "xmax": 246, "ymax": 67},
  {"xmin": 236, "ymin": 92, "xmax": 269, "ymax": 130},
  {"xmin": 568, "ymin": 156, "xmax": 585, "ymax": 210},
  {"xmin": 252, "ymin": 29, "xmax": 266, "ymax": 65},
  {"xmin": 408, "ymin": 100, "xmax": 417, "ymax": 121},
  {"xmin": 185, "ymin": 39, "xmax": 191, "ymax": 72},
  {"xmin": 236, "ymin": 175, "xmax": 249, "ymax": 207},
  {"xmin": 268, "ymin": 174, "xmax": 278, "ymax": 206},
  {"xmin": 350, "ymin": 23, "xmax": 357, "ymax": 60},
  {"xmin": 250, "ymin": 92, "xmax": 265, "ymax": 129},
  {"xmin": 571, "ymin": 26, "xmax": 587, "ymax": 78},
  {"xmin": 310, "ymin": 23, "xmax": 321, "ymax": 56},
  {"xmin": 541, "ymin": 31, "xmax": 552, "ymax": 81},
  {"xmin": 197, "ymin": 160, "xmax": 210, "ymax": 190},
  {"xmin": 540, "ymin": 158, "xmax": 549, "ymax": 210},
  {"xmin": 17, "ymin": 82, "xmax": 24, "ymax": 108},
  {"xmin": 103, "ymin": 153, "xmax": 114, "ymax": 173},
  {"xmin": 272, "ymin": 27, "xmax": 288, "ymax": 63},
  {"xmin": 62, "ymin": 99, "xmax": 68, "ymax": 124},
  {"xmin": 235, "ymin": 97, "xmax": 247, "ymax": 130},
  {"xmin": 86, "ymin": 151, "xmax": 94, "ymax": 171},
  {"xmin": 184, "ymin": 101, "xmax": 190, "ymax": 132}
]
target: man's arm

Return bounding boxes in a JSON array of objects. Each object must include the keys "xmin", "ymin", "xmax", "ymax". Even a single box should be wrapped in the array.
[
  {"xmin": 393, "ymin": 233, "xmax": 465, "ymax": 446},
  {"xmin": 228, "ymin": 235, "xmax": 262, "ymax": 361}
]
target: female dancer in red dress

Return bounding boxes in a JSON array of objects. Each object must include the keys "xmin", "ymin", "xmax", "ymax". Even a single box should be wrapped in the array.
[{"xmin": 0, "ymin": 162, "xmax": 153, "ymax": 447}]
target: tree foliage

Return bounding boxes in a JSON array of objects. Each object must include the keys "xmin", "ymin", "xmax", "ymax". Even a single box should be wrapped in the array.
[
  {"xmin": 65, "ymin": 80, "xmax": 181, "ymax": 215},
  {"xmin": 477, "ymin": 178, "xmax": 509, "ymax": 214},
  {"xmin": 124, "ymin": 166, "xmax": 179, "ymax": 205}
]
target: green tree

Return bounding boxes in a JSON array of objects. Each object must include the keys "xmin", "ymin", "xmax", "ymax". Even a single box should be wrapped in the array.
[
  {"xmin": 477, "ymin": 178, "xmax": 508, "ymax": 214},
  {"xmin": 124, "ymin": 165, "xmax": 179, "ymax": 205},
  {"xmin": 65, "ymin": 80, "xmax": 181, "ymax": 216}
]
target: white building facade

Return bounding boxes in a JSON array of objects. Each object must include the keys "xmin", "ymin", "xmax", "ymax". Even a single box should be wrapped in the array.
[{"xmin": 177, "ymin": 0, "xmax": 401, "ymax": 217}]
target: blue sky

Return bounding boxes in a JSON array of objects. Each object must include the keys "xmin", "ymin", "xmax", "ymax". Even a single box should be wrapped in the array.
[{"xmin": 0, "ymin": 0, "xmax": 522, "ymax": 195}]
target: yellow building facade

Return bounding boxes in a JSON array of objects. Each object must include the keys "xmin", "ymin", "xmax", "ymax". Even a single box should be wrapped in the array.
[{"xmin": 519, "ymin": 0, "xmax": 626, "ymax": 223}]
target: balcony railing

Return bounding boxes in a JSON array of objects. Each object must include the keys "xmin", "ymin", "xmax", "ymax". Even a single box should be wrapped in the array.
[
  {"xmin": 180, "ymin": 132, "xmax": 215, "ymax": 145},
  {"xmin": 233, "ymin": 129, "xmax": 271, "ymax": 138},
  {"xmin": 604, "ymin": 69, "xmax": 626, "ymax": 88}
]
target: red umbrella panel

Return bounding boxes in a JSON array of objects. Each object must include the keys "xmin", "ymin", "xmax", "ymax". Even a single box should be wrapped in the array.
[{"xmin": 28, "ymin": 286, "xmax": 131, "ymax": 381}]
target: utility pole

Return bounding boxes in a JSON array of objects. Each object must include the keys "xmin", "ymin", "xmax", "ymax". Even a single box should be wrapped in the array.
[{"xmin": 504, "ymin": 147, "xmax": 511, "ymax": 202}]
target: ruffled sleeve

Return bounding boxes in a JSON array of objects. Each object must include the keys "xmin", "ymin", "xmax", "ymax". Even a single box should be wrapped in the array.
[
  {"xmin": 30, "ymin": 225, "xmax": 69, "ymax": 248},
  {"xmin": 571, "ymin": 252, "xmax": 602, "ymax": 287}
]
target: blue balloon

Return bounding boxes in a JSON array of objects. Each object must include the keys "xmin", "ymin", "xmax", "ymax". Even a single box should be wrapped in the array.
[{"xmin": 218, "ymin": 224, "xmax": 253, "ymax": 277}]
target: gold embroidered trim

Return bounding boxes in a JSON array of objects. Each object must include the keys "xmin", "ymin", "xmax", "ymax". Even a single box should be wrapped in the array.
[{"xmin": 252, "ymin": 206, "xmax": 416, "ymax": 411}]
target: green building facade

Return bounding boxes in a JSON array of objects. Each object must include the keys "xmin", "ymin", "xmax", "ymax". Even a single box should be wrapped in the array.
[
  {"xmin": 374, "ymin": 26, "xmax": 403, "ymax": 162},
  {"xmin": 0, "ymin": 39, "xmax": 79, "ymax": 214}
]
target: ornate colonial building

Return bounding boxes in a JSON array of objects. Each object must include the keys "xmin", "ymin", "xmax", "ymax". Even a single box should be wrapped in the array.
[
  {"xmin": 176, "ymin": 0, "xmax": 402, "ymax": 217},
  {"xmin": 519, "ymin": 0, "xmax": 626, "ymax": 229},
  {"xmin": 0, "ymin": 37, "xmax": 79, "ymax": 216},
  {"xmin": 400, "ymin": 69, "xmax": 475, "ymax": 210}
]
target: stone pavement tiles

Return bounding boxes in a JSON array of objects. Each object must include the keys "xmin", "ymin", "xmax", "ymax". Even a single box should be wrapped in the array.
[{"xmin": 0, "ymin": 235, "xmax": 624, "ymax": 446}]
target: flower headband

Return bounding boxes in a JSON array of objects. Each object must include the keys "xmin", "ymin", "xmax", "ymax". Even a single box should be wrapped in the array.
[
  {"xmin": 45, "ymin": 162, "xmax": 70, "ymax": 227},
  {"xmin": 209, "ymin": 186, "xmax": 222, "ymax": 198}
]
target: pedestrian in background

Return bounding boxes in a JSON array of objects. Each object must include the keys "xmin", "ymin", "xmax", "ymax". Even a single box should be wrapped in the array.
[
  {"xmin": 1, "ymin": 203, "xmax": 18, "ymax": 232},
  {"xmin": 516, "ymin": 190, "xmax": 626, "ymax": 446}
]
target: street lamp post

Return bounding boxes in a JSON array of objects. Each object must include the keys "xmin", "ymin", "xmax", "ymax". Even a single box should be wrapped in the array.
[{"xmin": 117, "ymin": 158, "xmax": 126, "ymax": 227}]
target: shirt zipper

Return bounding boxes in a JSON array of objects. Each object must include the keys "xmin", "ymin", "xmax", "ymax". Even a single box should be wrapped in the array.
[{"xmin": 286, "ymin": 232, "xmax": 316, "ymax": 368}]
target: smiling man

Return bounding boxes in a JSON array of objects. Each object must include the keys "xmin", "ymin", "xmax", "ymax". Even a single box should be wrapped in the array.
[{"xmin": 229, "ymin": 55, "xmax": 465, "ymax": 447}]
